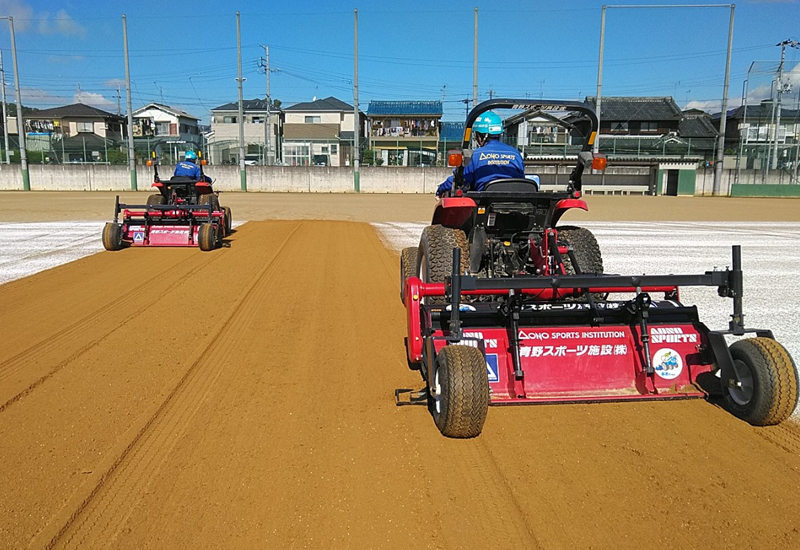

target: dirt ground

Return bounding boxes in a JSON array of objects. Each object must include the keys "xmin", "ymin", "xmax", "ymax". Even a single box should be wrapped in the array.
[
  {"xmin": 0, "ymin": 190, "xmax": 799, "ymax": 222},
  {"xmin": 1, "ymin": 193, "xmax": 800, "ymax": 549}
]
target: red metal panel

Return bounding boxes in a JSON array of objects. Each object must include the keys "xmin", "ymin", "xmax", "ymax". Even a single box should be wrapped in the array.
[
  {"xmin": 405, "ymin": 277, "xmax": 423, "ymax": 363},
  {"xmin": 124, "ymin": 225, "xmax": 199, "ymax": 247},
  {"xmin": 431, "ymin": 323, "xmax": 712, "ymax": 402},
  {"xmin": 431, "ymin": 197, "xmax": 476, "ymax": 228}
]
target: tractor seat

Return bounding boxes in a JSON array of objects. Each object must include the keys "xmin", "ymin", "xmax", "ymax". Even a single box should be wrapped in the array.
[
  {"xmin": 483, "ymin": 178, "xmax": 540, "ymax": 192},
  {"xmin": 166, "ymin": 176, "xmax": 198, "ymax": 184}
]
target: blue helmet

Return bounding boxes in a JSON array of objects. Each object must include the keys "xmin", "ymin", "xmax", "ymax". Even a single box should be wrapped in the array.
[
  {"xmin": 185, "ymin": 150, "xmax": 198, "ymax": 161},
  {"xmin": 472, "ymin": 111, "xmax": 503, "ymax": 135}
]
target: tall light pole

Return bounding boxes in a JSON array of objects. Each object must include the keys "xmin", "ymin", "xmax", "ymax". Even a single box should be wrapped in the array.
[
  {"xmin": 1, "ymin": 50, "xmax": 10, "ymax": 164},
  {"xmin": 473, "ymin": 7, "xmax": 478, "ymax": 108},
  {"xmin": 122, "ymin": 15, "xmax": 136, "ymax": 190},
  {"xmin": 236, "ymin": 11, "xmax": 246, "ymax": 191},
  {"xmin": 353, "ymin": 8, "xmax": 360, "ymax": 192},
  {"xmin": 2, "ymin": 16, "xmax": 28, "ymax": 189},
  {"xmin": 594, "ymin": 4, "xmax": 735, "ymax": 196},
  {"xmin": 772, "ymin": 39, "xmax": 800, "ymax": 171}
]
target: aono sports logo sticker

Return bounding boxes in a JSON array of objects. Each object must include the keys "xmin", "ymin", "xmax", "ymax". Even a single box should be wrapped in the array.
[
  {"xmin": 485, "ymin": 354, "xmax": 499, "ymax": 382},
  {"xmin": 133, "ymin": 232, "xmax": 144, "ymax": 243},
  {"xmin": 652, "ymin": 348, "xmax": 683, "ymax": 380}
]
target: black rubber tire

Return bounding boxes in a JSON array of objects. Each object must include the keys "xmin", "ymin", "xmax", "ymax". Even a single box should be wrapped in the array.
[
  {"xmin": 146, "ymin": 194, "xmax": 166, "ymax": 207},
  {"xmin": 197, "ymin": 223, "xmax": 217, "ymax": 251},
  {"xmin": 223, "ymin": 206, "xmax": 232, "ymax": 236},
  {"xmin": 724, "ymin": 337, "xmax": 799, "ymax": 426},
  {"xmin": 198, "ymin": 193, "xmax": 220, "ymax": 212},
  {"xmin": 558, "ymin": 226, "xmax": 605, "ymax": 300},
  {"xmin": 101, "ymin": 222, "xmax": 123, "ymax": 251},
  {"xmin": 418, "ymin": 225, "xmax": 469, "ymax": 305},
  {"xmin": 431, "ymin": 345, "xmax": 490, "ymax": 438},
  {"xmin": 400, "ymin": 246, "xmax": 419, "ymax": 304}
]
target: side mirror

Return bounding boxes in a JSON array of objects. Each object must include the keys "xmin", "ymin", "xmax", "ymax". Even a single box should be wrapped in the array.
[
  {"xmin": 462, "ymin": 148, "xmax": 473, "ymax": 166},
  {"xmin": 577, "ymin": 151, "xmax": 593, "ymax": 168}
]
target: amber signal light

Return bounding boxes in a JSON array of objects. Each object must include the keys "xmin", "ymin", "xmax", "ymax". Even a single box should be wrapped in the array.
[
  {"xmin": 447, "ymin": 150, "xmax": 462, "ymax": 167},
  {"xmin": 592, "ymin": 154, "xmax": 607, "ymax": 171}
]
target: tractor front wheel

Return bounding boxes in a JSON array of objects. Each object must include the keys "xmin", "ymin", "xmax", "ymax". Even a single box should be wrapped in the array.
[
  {"xmin": 431, "ymin": 345, "xmax": 489, "ymax": 438},
  {"xmin": 199, "ymin": 193, "xmax": 220, "ymax": 212},
  {"xmin": 146, "ymin": 194, "xmax": 166, "ymax": 208},
  {"xmin": 101, "ymin": 222, "xmax": 123, "ymax": 251},
  {"xmin": 724, "ymin": 337, "xmax": 798, "ymax": 426},
  {"xmin": 197, "ymin": 223, "xmax": 218, "ymax": 251},
  {"xmin": 223, "ymin": 206, "xmax": 233, "ymax": 236}
]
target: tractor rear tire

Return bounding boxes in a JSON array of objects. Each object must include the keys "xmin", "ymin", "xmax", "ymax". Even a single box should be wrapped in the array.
[
  {"xmin": 418, "ymin": 225, "xmax": 469, "ymax": 305},
  {"xmin": 223, "ymin": 206, "xmax": 232, "ymax": 236},
  {"xmin": 101, "ymin": 222, "xmax": 123, "ymax": 251},
  {"xmin": 431, "ymin": 345, "xmax": 489, "ymax": 438},
  {"xmin": 724, "ymin": 337, "xmax": 799, "ymax": 426},
  {"xmin": 146, "ymin": 194, "xmax": 166, "ymax": 207},
  {"xmin": 197, "ymin": 223, "xmax": 217, "ymax": 251},
  {"xmin": 400, "ymin": 246, "xmax": 419, "ymax": 304},
  {"xmin": 558, "ymin": 226, "xmax": 606, "ymax": 300}
]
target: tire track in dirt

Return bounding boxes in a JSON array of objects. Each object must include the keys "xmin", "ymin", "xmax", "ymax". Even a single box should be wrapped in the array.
[
  {"xmin": 26, "ymin": 223, "xmax": 302, "ymax": 550},
  {"xmin": 0, "ymin": 252, "xmax": 227, "ymax": 412}
]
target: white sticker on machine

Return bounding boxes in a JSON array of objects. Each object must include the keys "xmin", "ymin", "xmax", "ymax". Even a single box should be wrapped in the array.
[{"xmin": 652, "ymin": 348, "xmax": 683, "ymax": 380}]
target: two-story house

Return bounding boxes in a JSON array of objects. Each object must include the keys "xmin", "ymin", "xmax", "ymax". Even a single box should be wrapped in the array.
[
  {"xmin": 23, "ymin": 103, "xmax": 126, "ymax": 163},
  {"xmin": 367, "ymin": 101, "xmax": 442, "ymax": 166},
  {"xmin": 207, "ymin": 98, "xmax": 281, "ymax": 165},
  {"xmin": 132, "ymin": 103, "xmax": 202, "ymax": 163},
  {"xmin": 281, "ymin": 96, "xmax": 365, "ymax": 166}
]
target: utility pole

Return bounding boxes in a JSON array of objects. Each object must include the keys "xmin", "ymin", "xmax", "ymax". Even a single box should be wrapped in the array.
[
  {"xmin": 594, "ymin": 5, "xmax": 606, "ymax": 154},
  {"xmin": 713, "ymin": 5, "xmax": 734, "ymax": 196},
  {"xmin": 353, "ymin": 8, "xmax": 360, "ymax": 192},
  {"xmin": 236, "ymin": 11, "xmax": 246, "ymax": 191},
  {"xmin": 116, "ymin": 85, "xmax": 121, "ymax": 116},
  {"xmin": 259, "ymin": 45, "xmax": 272, "ymax": 166},
  {"xmin": 772, "ymin": 39, "xmax": 800, "ymax": 171},
  {"xmin": 1, "ymin": 50, "xmax": 10, "ymax": 164},
  {"xmin": 6, "ymin": 17, "xmax": 28, "ymax": 189},
  {"xmin": 122, "ymin": 15, "xmax": 136, "ymax": 190},
  {"xmin": 473, "ymin": 7, "xmax": 478, "ymax": 108}
]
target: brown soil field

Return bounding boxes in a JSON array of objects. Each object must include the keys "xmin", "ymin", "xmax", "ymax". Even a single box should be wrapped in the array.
[
  {"xmin": 0, "ymin": 190, "xmax": 798, "ymax": 222},
  {"xmin": 1, "ymin": 193, "xmax": 800, "ymax": 548}
]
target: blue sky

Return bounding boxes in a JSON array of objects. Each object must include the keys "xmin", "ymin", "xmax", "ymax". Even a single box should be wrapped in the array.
[{"xmin": 0, "ymin": 0, "xmax": 798, "ymax": 123}]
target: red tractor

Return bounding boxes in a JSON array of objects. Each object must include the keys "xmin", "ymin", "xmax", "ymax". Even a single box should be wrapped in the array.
[
  {"xmin": 399, "ymin": 99, "xmax": 798, "ymax": 438},
  {"xmin": 102, "ymin": 154, "xmax": 231, "ymax": 251}
]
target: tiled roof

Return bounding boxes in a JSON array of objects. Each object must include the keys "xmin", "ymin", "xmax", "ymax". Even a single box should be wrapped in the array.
[
  {"xmin": 713, "ymin": 104, "xmax": 800, "ymax": 121},
  {"xmin": 367, "ymin": 101, "xmax": 443, "ymax": 116},
  {"xmin": 135, "ymin": 103, "xmax": 199, "ymax": 120},
  {"xmin": 284, "ymin": 96, "xmax": 353, "ymax": 112},
  {"xmin": 678, "ymin": 117, "xmax": 718, "ymax": 138},
  {"xmin": 439, "ymin": 121, "xmax": 465, "ymax": 141},
  {"xmin": 210, "ymin": 98, "xmax": 278, "ymax": 112},
  {"xmin": 586, "ymin": 96, "xmax": 682, "ymax": 121},
  {"xmin": 27, "ymin": 103, "xmax": 122, "ymax": 119}
]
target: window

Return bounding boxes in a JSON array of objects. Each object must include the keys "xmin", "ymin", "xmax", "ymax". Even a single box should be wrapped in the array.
[
  {"xmin": 283, "ymin": 144, "xmax": 311, "ymax": 166},
  {"xmin": 331, "ymin": 144, "xmax": 338, "ymax": 155},
  {"xmin": 640, "ymin": 121, "xmax": 659, "ymax": 133},
  {"xmin": 304, "ymin": 116, "xmax": 321, "ymax": 124},
  {"xmin": 321, "ymin": 146, "xmax": 328, "ymax": 153},
  {"xmin": 77, "ymin": 121, "xmax": 93, "ymax": 133},
  {"xmin": 156, "ymin": 122, "xmax": 170, "ymax": 135},
  {"xmin": 223, "ymin": 116, "xmax": 237, "ymax": 124},
  {"xmin": 252, "ymin": 116, "xmax": 264, "ymax": 124},
  {"xmin": 610, "ymin": 121, "xmax": 628, "ymax": 133}
]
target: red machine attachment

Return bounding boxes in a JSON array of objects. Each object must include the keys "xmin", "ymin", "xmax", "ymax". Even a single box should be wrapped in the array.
[{"xmin": 399, "ymin": 246, "xmax": 798, "ymax": 438}]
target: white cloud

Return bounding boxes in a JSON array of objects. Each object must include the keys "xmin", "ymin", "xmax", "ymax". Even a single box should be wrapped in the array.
[
  {"xmin": 74, "ymin": 91, "xmax": 115, "ymax": 110},
  {"xmin": 38, "ymin": 9, "xmax": 87, "ymax": 38},
  {"xmin": 0, "ymin": 0, "xmax": 33, "ymax": 31},
  {"xmin": 104, "ymin": 79, "xmax": 126, "ymax": 89}
]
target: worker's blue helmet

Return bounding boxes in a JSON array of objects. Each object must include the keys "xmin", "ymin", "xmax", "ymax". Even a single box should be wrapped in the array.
[
  {"xmin": 185, "ymin": 150, "xmax": 198, "ymax": 161},
  {"xmin": 472, "ymin": 111, "xmax": 503, "ymax": 135}
]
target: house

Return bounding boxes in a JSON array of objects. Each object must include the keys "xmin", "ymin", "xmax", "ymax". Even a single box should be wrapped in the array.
[
  {"xmin": 281, "ymin": 96, "xmax": 365, "ymax": 167},
  {"xmin": 712, "ymin": 101, "xmax": 800, "ymax": 169},
  {"xmin": 367, "ymin": 101, "xmax": 442, "ymax": 166},
  {"xmin": 207, "ymin": 98, "xmax": 281, "ymax": 165},
  {"xmin": 132, "ymin": 103, "xmax": 202, "ymax": 163},
  {"xmin": 23, "ymin": 103, "xmax": 126, "ymax": 163}
]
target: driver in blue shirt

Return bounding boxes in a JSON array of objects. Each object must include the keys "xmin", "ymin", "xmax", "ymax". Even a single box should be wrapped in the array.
[
  {"xmin": 174, "ymin": 151, "xmax": 211, "ymax": 182},
  {"xmin": 436, "ymin": 111, "xmax": 524, "ymax": 198}
]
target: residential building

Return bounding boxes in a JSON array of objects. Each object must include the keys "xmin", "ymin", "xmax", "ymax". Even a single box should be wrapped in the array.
[
  {"xmin": 281, "ymin": 96, "xmax": 364, "ymax": 166},
  {"xmin": 367, "ymin": 101, "xmax": 442, "ymax": 166},
  {"xmin": 132, "ymin": 103, "xmax": 201, "ymax": 163},
  {"xmin": 207, "ymin": 98, "xmax": 281, "ymax": 165},
  {"xmin": 23, "ymin": 103, "xmax": 126, "ymax": 163}
]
